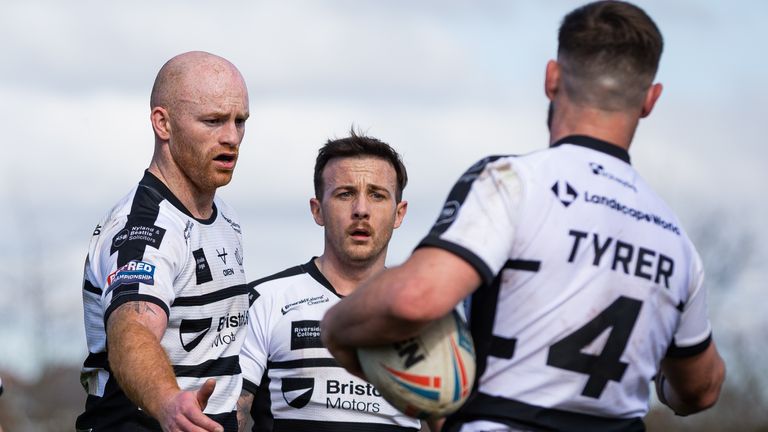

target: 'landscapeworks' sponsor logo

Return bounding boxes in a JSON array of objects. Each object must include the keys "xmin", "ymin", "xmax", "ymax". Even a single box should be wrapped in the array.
[
  {"xmin": 583, "ymin": 191, "xmax": 680, "ymax": 235},
  {"xmin": 326, "ymin": 380, "xmax": 382, "ymax": 413},
  {"xmin": 281, "ymin": 295, "xmax": 329, "ymax": 315},
  {"xmin": 221, "ymin": 212, "xmax": 242, "ymax": 234},
  {"xmin": 589, "ymin": 162, "xmax": 637, "ymax": 192}
]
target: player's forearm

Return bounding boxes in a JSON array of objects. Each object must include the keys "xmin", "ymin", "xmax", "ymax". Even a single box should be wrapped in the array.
[
  {"xmin": 657, "ymin": 343, "xmax": 726, "ymax": 415},
  {"xmin": 107, "ymin": 309, "xmax": 179, "ymax": 420},
  {"xmin": 236, "ymin": 390, "xmax": 254, "ymax": 432}
]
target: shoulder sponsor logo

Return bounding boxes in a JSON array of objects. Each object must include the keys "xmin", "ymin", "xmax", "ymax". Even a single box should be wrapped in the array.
[
  {"xmin": 193, "ymin": 248, "xmax": 213, "ymax": 284},
  {"xmin": 281, "ymin": 295, "xmax": 329, "ymax": 315},
  {"xmin": 179, "ymin": 318, "xmax": 213, "ymax": 352},
  {"xmin": 105, "ymin": 260, "xmax": 156, "ymax": 294},
  {"xmin": 183, "ymin": 220, "xmax": 194, "ymax": 244},
  {"xmin": 435, "ymin": 200, "xmax": 460, "ymax": 226},
  {"xmin": 221, "ymin": 212, "xmax": 242, "ymax": 234},
  {"xmin": 92, "ymin": 224, "xmax": 102, "ymax": 236},
  {"xmin": 589, "ymin": 162, "xmax": 637, "ymax": 192},
  {"xmin": 291, "ymin": 320, "xmax": 323, "ymax": 350},
  {"xmin": 234, "ymin": 248, "xmax": 243, "ymax": 266},
  {"xmin": 282, "ymin": 377, "xmax": 314, "ymax": 409},
  {"xmin": 551, "ymin": 181, "xmax": 578, "ymax": 207},
  {"xmin": 110, "ymin": 222, "xmax": 166, "ymax": 252}
]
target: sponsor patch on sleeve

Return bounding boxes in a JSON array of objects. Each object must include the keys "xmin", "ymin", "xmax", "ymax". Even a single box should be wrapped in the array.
[{"xmin": 106, "ymin": 260, "xmax": 156, "ymax": 292}]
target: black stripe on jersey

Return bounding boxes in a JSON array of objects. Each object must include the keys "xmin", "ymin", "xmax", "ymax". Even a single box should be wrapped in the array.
[
  {"xmin": 248, "ymin": 263, "xmax": 306, "ymax": 289},
  {"xmin": 173, "ymin": 355, "xmax": 241, "ymax": 378},
  {"xmin": 427, "ymin": 155, "xmax": 506, "ymax": 237},
  {"xmin": 208, "ymin": 411, "xmax": 237, "ymax": 432},
  {"xmin": 466, "ymin": 273, "xmax": 503, "ymax": 392},
  {"xmin": 488, "ymin": 336, "xmax": 517, "ymax": 359},
  {"xmin": 418, "ymin": 237, "xmax": 494, "ymax": 285},
  {"xmin": 303, "ymin": 259, "xmax": 341, "ymax": 297},
  {"xmin": 551, "ymin": 135, "xmax": 631, "ymax": 164},
  {"xmin": 83, "ymin": 351, "xmax": 109, "ymax": 369},
  {"xmin": 504, "ymin": 259, "xmax": 541, "ymax": 272},
  {"xmin": 444, "ymin": 392, "xmax": 644, "ymax": 432},
  {"xmin": 104, "ymin": 293, "xmax": 171, "ymax": 325},
  {"xmin": 272, "ymin": 419, "xmax": 419, "ymax": 432},
  {"xmin": 251, "ymin": 371, "xmax": 274, "ymax": 432},
  {"xmin": 267, "ymin": 357, "xmax": 340, "ymax": 370},
  {"xmin": 172, "ymin": 283, "xmax": 248, "ymax": 307},
  {"xmin": 666, "ymin": 333, "xmax": 712, "ymax": 358},
  {"xmin": 141, "ymin": 170, "xmax": 218, "ymax": 224},
  {"xmin": 84, "ymin": 279, "xmax": 102, "ymax": 295}
]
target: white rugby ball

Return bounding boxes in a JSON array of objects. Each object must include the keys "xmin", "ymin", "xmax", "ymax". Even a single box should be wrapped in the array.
[{"xmin": 357, "ymin": 310, "xmax": 476, "ymax": 419}]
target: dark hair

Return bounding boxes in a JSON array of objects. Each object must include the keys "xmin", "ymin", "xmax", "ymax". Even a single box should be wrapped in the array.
[
  {"xmin": 314, "ymin": 130, "xmax": 408, "ymax": 202},
  {"xmin": 558, "ymin": 1, "xmax": 663, "ymax": 110}
]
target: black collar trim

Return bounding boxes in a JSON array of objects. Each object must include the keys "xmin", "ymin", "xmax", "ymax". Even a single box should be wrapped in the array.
[
  {"xmin": 301, "ymin": 257, "xmax": 343, "ymax": 298},
  {"xmin": 551, "ymin": 135, "xmax": 631, "ymax": 164},
  {"xmin": 139, "ymin": 170, "xmax": 218, "ymax": 225}
]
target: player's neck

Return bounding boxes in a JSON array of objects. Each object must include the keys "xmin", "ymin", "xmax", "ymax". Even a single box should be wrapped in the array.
[
  {"xmin": 147, "ymin": 162, "xmax": 215, "ymax": 220},
  {"xmin": 315, "ymin": 253, "xmax": 386, "ymax": 297},
  {"xmin": 549, "ymin": 104, "xmax": 639, "ymax": 151}
]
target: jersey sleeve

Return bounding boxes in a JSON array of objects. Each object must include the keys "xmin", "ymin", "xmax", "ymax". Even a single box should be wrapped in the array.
[
  {"xmin": 240, "ymin": 286, "xmax": 271, "ymax": 394},
  {"xmin": 666, "ymin": 255, "xmax": 713, "ymax": 357},
  {"xmin": 97, "ymin": 213, "xmax": 186, "ymax": 322},
  {"xmin": 418, "ymin": 156, "xmax": 525, "ymax": 285}
]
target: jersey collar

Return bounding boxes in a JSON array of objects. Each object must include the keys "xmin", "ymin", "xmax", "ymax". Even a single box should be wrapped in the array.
[
  {"xmin": 551, "ymin": 135, "xmax": 631, "ymax": 165},
  {"xmin": 140, "ymin": 170, "xmax": 218, "ymax": 224},
  {"xmin": 302, "ymin": 257, "xmax": 343, "ymax": 298}
]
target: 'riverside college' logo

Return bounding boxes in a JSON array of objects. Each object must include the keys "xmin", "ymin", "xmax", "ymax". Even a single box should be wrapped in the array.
[
  {"xmin": 282, "ymin": 377, "xmax": 314, "ymax": 409},
  {"xmin": 551, "ymin": 180, "xmax": 578, "ymax": 207}
]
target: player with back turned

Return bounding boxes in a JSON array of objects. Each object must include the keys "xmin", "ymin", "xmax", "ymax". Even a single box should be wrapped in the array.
[{"xmin": 321, "ymin": 2, "xmax": 725, "ymax": 431}]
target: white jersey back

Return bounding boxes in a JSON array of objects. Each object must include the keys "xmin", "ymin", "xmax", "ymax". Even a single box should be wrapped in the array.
[
  {"xmin": 240, "ymin": 259, "xmax": 421, "ymax": 432},
  {"xmin": 77, "ymin": 171, "xmax": 249, "ymax": 431},
  {"xmin": 421, "ymin": 136, "xmax": 712, "ymax": 431}
]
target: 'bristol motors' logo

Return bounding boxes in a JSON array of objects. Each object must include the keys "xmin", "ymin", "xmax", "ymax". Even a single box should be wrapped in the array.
[
  {"xmin": 179, "ymin": 318, "xmax": 213, "ymax": 352},
  {"xmin": 282, "ymin": 377, "xmax": 314, "ymax": 409},
  {"xmin": 551, "ymin": 180, "xmax": 578, "ymax": 207}
]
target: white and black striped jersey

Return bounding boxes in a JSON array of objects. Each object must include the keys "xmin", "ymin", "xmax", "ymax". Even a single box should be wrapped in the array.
[
  {"xmin": 77, "ymin": 171, "xmax": 249, "ymax": 432},
  {"xmin": 422, "ymin": 136, "xmax": 713, "ymax": 432},
  {"xmin": 240, "ymin": 259, "xmax": 421, "ymax": 432}
]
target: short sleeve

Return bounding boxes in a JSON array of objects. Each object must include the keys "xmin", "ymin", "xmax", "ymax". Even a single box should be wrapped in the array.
[
  {"xmin": 98, "ymin": 214, "xmax": 185, "ymax": 322},
  {"xmin": 666, "ymin": 255, "xmax": 713, "ymax": 357},
  {"xmin": 418, "ymin": 156, "xmax": 524, "ymax": 285}
]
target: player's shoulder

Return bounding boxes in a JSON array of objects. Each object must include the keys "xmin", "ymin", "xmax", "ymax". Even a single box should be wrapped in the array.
[{"xmin": 247, "ymin": 261, "xmax": 313, "ymax": 300}]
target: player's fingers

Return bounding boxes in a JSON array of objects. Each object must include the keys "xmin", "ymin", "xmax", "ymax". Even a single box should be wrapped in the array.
[{"xmin": 196, "ymin": 378, "xmax": 217, "ymax": 411}]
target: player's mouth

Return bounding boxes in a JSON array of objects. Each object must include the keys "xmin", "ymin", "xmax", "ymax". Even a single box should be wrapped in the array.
[
  {"xmin": 213, "ymin": 153, "xmax": 237, "ymax": 170},
  {"xmin": 348, "ymin": 226, "xmax": 372, "ymax": 241}
]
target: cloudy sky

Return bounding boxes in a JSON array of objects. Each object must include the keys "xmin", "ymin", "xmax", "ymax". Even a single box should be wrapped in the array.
[{"xmin": 0, "ymin": 0, "xmax": 766, "ymax": 384}]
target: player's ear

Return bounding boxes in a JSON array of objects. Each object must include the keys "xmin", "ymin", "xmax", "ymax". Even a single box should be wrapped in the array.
[
  {"xmin": 151, "ymin": 107, "xmax": 171, "ymax": 141},
  {"xmin": 393, "ymin": 200, "xmax": 408, "ymax": 229},
  {"xmin": 544, "ymin": 60, "xmax": 561, "ymax": 101},
  {"xmin": 640, "ymin": 83, "xmax": 663, "ymax": 118},
  {"xmin": 310, "ymin": 197, "xmax": 325, "ymax": 226}
]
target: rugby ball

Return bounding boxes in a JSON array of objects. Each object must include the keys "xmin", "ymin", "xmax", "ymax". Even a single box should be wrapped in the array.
[{"xmin": 357, "ymin": 310, "xmax": 476, "ymax": 419}]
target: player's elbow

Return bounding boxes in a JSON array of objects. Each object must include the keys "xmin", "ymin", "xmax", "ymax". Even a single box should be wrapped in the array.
[{"xmin": 674, "ymin": 362, "xmax": 726, "ymax": 415}]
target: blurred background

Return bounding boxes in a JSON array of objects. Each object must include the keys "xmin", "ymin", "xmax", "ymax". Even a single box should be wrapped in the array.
[{"xmin": 0, "ymin": 0, "xmax": 766, "ymax": 430}]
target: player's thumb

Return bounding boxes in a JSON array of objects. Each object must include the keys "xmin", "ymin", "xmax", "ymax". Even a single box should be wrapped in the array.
[{"xmin": 196, "ymin": 378, "xmax": 217, "ymax": 411}]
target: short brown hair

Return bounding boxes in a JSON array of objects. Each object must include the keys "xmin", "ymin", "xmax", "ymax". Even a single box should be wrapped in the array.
[
  {"xmin": 558, "ymin": 1, "xmax": 663, "ymax": 110},
  {"xmin": 314, "ymin": 130, "xmax": 408, "ymax": 202}
]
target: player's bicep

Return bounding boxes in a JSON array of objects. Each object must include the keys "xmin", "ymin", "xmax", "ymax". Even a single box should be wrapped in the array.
[{"xmin": 106, "ymin": 300, "xmax": 169, "ymax": 341}]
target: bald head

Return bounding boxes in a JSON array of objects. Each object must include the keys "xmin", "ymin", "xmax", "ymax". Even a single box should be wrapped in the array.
[{"xmin": 150, "ymin": 51, "xmax": 247, "ymax": 111}]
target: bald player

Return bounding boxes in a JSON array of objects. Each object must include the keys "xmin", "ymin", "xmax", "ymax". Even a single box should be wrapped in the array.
[{"xmin": 77, "ymin": 51, "xmax": 250, "ymax": 432}]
